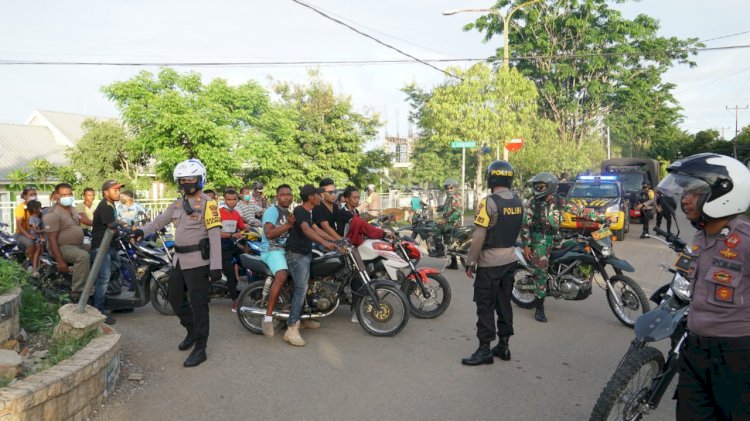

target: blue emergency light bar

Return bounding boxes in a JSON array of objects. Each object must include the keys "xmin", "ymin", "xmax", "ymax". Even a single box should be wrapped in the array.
[{"xmin": 577, "ymin": 175, "xmax": 618, "ymax": 181}]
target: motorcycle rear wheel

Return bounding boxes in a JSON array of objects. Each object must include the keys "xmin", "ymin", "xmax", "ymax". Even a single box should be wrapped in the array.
[
  {"xmin": 237, "ymin": 280, "xmax": 288, "ymax": 334},
  {"xmin": 356, "ymin": 284, "xmax": 409, "ymax": 337},
  {"xmin": 150, "ymin": 273, "xmax": 174, "ymax": 315},
  {"xmin": 589, "ymin": 346, "xmax": 665, "ymax": 421},
  {"xmin": 401, "ymin": 273, "xmax": 451, "ymax": 319},
  {"xmin": 606, "ymin": 275, "xmax": 650, "ymax": 328},
  {"xmin": 511, "ymin": 268, "xmax": 538, "ymax": 309}
]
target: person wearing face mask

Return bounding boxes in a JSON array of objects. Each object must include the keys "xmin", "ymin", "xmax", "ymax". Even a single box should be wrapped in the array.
[
  {"xmin": 132, "ymin": 159, "xmax": 222, "ymax": 368},
  {"xmin": 43, "ymin": 183, "xmax": 90, "ymax": 300},
  {"xmin": 238, "ymin": 186, "xmax": 263, "ymax": 227},
  {"xmin": 116, "ymin": 190, "xmax": 148, "ymax": 228},
  {"xmin": 13, "ymin": 187, "xmax": 38, "ymax": 264}
]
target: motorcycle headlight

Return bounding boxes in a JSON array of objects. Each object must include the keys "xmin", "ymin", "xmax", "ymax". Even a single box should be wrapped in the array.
[
  {"xmin": 670, "ymin": 272, "xmax": 692, "ymax": 301},
  {"xmin": 600, "ymin": 246, "xmax": 612, "ymax": 257},
  {"xmin": 605, "ymin": 205, "xmax": 619, "ymax": 214}
]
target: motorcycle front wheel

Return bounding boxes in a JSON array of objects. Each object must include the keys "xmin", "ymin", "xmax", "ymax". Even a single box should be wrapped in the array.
[
  {"xmin": 589, "ymin": 346, "xmax": 665, "ymax": 421},
  {"xmin": 150, "ymin": 273, "xmax": 174, "ymax": 315},
  {"xmin": 511, "ymin": 268, "xmax": 538, "ymax": 309},
  {"xmin": 401, "ymin": 273, "xmax": 451, "ymax": 319},
  {"xmin": 236, "ymin": 280, "xmax": 288, "ymax": 334},
  {"xmin": 606, "ymin": 275, "xmax": 650, "ymax": 328},
  {"xmin": 356, "ymin": 284, "xmax": 409, "ymax": 337}
]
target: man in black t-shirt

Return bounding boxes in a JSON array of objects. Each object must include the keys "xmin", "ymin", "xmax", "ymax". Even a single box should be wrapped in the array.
[
  {"xmin": 312, "ymin": 178, "xmax": 342, "ymax": 242},
  {"xmin": 90, "ymin": 179, "xmax": 123, "ymax": 324},
  {"xmin": 283, "ymin": 184, "xmax": 336, "ymax": 347}
]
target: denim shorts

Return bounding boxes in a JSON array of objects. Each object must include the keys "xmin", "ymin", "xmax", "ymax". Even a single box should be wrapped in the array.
[{"xmin": 261, "ymin": 250, "xmax": 288, "ymax": 275}]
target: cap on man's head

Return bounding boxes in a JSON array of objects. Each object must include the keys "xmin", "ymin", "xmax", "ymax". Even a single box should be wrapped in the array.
[
  {"xmin": 102, "ymin": 180, "xmax": 124, "ymax": 192},
  {"xmin": 300, "ymin": 184, "xmax": 324, "ymax": 201}
]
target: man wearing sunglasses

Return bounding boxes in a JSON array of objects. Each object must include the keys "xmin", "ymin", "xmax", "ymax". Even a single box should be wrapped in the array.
[{"xmin": 312, "ymin": 178, "xmax": 343, "ymax": 242}]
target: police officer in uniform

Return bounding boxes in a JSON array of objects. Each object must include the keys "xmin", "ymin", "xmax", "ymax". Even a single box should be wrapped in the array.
[
  {"xmin": 134, "ymin": 159, "xmax": 222, "ymax": 367},
  {"xmin": 658, "ymin": 153, "xmax": 750, "ymax": 419},
  {"xmin": 462, "ymin": 161, "xmax": 523, "ymax": 366},
  {"xmin": 637, "ymin": 182, "xmax": 656, "ymax": 238}
]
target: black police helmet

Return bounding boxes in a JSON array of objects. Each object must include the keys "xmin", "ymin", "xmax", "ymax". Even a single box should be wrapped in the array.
[{"xmin": 486, "ymin": 160, "xmax": 514, "ymax": 188}]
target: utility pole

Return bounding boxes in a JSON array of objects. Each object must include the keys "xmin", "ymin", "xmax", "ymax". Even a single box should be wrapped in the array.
[
  {"xmin": 726, "ymin": 105, "xmax": 748, "ymax": 158},
  {"xmin": 719, "ymin": 126, "xmax": 731, "ymax": 140}
]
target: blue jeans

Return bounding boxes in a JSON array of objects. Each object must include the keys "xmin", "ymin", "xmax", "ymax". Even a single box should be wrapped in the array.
[
  {"xmin": 285, "ymin": 251, "xmax": 312, "ymax": 326},
  {"xmin": 91, "ymin": 247, "xmax": 118, "ymax": 311}
]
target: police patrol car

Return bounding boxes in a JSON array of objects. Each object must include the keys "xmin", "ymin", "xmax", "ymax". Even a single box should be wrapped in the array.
[{"xmin": 560, "ymin": 175, "xmax": 630, "ymax": 240}]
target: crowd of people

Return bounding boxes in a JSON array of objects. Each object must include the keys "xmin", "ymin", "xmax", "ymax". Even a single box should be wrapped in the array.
[{"xmin": 9, "ymin": 152, "xmax": 750, "ymax": 417}]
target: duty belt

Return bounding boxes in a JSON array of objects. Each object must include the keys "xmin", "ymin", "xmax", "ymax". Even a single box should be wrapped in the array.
[{"xmin": 174, "ymin": 244, "xmax": 202, "ymax": 254}]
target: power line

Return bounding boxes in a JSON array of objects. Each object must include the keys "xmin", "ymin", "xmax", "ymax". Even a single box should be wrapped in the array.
[
  {"xmin": 0, "ymin": 44, "xmax": 748, "ymax": 68},
  {"xmin": 701, "ymin": 30, "xmax": 750, "ymax": 43},
  {"xmin": 290, "ymin": 0, "xmax": 462, "ymax": 80}
]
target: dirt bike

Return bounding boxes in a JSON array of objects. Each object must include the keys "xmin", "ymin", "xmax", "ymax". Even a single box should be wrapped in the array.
[
  {"xmin": 589, "ymin": 227, "xmax": 692, "ymax": 420},
  {"xmin": 237, "ymin": 242, "xmax": 410, "ymax": 337},
  {"xmin": 359, "ymin": 235, "xmax": 451, "ymax": 319},
  {"xmin": 512, "ymin": 223, "xmax": 650, "ymax": 327},
  {"xmin": 398, "ymin": 210, "xmax": 472, "ymax": 265}
]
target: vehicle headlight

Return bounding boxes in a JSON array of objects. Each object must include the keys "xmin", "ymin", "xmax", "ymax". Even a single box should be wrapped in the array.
[
  {"xmin": 600, "ymin": 246, "xmax": 612, "ymax": 257},
  {"xmin": 671, "ymin": 272, "xmax": 692, "ymax": 301},
  {"xmin": 605, "ymin": 205, "xmax": 619, "ymax": 214}
]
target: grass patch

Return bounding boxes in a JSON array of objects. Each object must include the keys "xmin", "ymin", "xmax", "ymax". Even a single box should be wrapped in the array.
[
  {"xmin": 34, "ymin": 330, "xmax": 100, "ymax": 372},
  {"xmin": 0, "ymin": 259, "xmax": 26, "ymax": 294},
  {"xmin": 19, "ymin": 285, "xmax": 60, "ymax": 333},
  {"xmin": 0, "ymin": 377, "xmax": 11, "ymax": 388}
]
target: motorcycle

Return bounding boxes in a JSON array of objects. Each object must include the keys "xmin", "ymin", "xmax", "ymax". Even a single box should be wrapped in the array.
[
  {"xmin": 511, "ymin": 223, "xmax": 650, "ymax": 327},
  {"xmin": 236, "ymin": 242, "xmax": 410, "ymax": 337},
  {"xmin": 589, "ymin": 227, "xmax": 692, "ymax": 420},
  {"xmin": 359, "ymin": 235, "xmax": 451, "ymax": 319},
  {"xmin": 0, "ymin": 223, "xmax": 26, "ymax": 263},
  {"xmin": 397, "ymin": 210, "xmax": 472, "ymax": 266}
]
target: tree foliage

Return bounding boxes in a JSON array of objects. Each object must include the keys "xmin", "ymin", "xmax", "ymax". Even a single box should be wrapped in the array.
[{"xmin": 466, "ymin": 0, "xmax": 700, "ymax": 148}]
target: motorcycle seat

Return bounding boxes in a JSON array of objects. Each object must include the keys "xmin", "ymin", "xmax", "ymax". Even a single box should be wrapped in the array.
[
  {"xmin": 550, "ymin": 243, "xmax": 578, "ymax": 260},
  {"xmin": 239, "ymin": 254, "xmax": 273, "ymax": 277}
]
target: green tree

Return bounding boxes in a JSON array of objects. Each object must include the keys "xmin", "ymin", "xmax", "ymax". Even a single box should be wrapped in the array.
[
  {"xmin": 6, "ymin": 169, "xmax": 32, "ymax": 192},
  {"xmin": 103, "ymin": 68, "xmax": 271, "ymax": 190},
  {"xmin": 416, "ymin": 64, "xmax": 541, "ymax": 207},
  {"xmin": 66, "ymin": 119, "xmax": 148, "ymax": 191},
  {"xmin": 466, "ymin": 0, "xmax": 700, "ymax": 147}
]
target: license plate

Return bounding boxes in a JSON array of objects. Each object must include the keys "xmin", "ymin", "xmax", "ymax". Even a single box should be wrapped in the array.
[{"xmin": 592, "ymin": 228, "xmax": 612, "ymax": 240}]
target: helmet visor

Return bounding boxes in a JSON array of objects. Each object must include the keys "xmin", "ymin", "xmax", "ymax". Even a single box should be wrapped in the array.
[{"xmin": 657, "ymin": 173, "xmax": 711, "ymax": 215}]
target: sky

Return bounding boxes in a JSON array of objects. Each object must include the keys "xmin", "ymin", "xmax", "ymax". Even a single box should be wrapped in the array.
[{"xmin": 1, "ymin": 0, "xmax": 749, "ymax": 144}]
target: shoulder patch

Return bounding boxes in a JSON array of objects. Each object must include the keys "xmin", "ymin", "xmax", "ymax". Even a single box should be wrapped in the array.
[
  {"xmin": 474, "ymin": 198, "xmax": 490, "ymax": 228},
  {"xmin": 204, "ymin": 200, "xmax": 222, "ymax": 229}
]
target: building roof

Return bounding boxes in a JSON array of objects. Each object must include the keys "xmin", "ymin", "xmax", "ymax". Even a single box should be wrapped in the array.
[
  {"xmin": 0, "ymin": 124, "xmax": 68, "ymax": 182},
  {"xmin": 25, "ymin": 110, "xmax": 112, "ymax": 146}
]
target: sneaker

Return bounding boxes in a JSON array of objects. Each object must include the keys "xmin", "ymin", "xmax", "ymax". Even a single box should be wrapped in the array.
[
  {"xmin": 283, "ymin": 322, "xmax": 305, "ymax": 347},
  {"xmin": 300, "ymin": 319, "xmax": 320, "ymax": 329},
  {"xmin": 262, "ymin": 317, "xmax": 275, "ymax": 337},
  {"xmin": 231, "ymin": 300, "xmax": 237, "ymax": 313},
  {"xmin": 104, "ymin": 315, "xmax": 116, "ymax": 325}
]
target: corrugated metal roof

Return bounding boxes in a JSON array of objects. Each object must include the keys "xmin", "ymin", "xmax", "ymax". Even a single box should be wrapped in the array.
[
  {"xmin": 0, "ymin": 124, "xmax": 68, "ymax": 182},
  {"xmin": 31, "ymin": 110, "xmax": 110, "ymax": 144}
]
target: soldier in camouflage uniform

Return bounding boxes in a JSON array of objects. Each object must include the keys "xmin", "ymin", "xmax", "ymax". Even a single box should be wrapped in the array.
[
  {"xmin": 437, "ymin": 178, "xmax": 464, "ymax": 269},
  {"xmin": 520, "ymin": 173, "xmax": 560, "ymax": 322}
]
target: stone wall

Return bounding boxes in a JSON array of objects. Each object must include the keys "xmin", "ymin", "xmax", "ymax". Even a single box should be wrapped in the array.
[
  {"xmin": 0, "ymin": 289, "xmax": 20, "ymax": 344},
  {"xmin": 0, "ymin": 327, "xmax": 121, "ymax": 421}
]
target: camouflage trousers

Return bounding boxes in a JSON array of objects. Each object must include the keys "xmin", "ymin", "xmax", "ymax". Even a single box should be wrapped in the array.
[{"xmin": 529, "ymin": 235, "xmax": 555, "ymax": 299}]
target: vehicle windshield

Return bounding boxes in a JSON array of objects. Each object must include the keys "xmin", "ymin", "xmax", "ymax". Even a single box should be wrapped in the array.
[
  {"xmin": 617, "ymin": 173, "xmax": 645, "ymax": 191},
  {"xmin": 568, "ymin": 182, "xmax": 619, "ymax": 199}
]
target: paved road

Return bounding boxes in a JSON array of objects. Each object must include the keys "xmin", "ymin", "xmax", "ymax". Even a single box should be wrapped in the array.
[{"xmin": 95, "ymin": 219, "xmax": 693, "ymax": 421}]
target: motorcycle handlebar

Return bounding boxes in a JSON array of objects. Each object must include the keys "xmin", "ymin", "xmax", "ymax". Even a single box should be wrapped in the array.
[{"xmin": 652, "ymin": 227, "xmax": 687, "ymax": 252}]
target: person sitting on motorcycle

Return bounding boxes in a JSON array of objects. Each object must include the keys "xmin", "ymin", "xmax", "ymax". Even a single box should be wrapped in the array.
[
  {"xmin": 260, "ymin": 184, "xmax": 295, "ymax": 337},
  {"xmin": 435, "ymin": 178, "xmax": 463, "ymax": 269},
  {"xmin": 219, "ymin": 189, "xmax": 245, "ymax": 313},
  {"xmin": 91, "ymin": 179, "xmax": 125, "ymax": 325},
  {"xmin": 337, "ymin": 186, "xmax": 394, "ymax": 247},
  {"xmin": 657, "ymin": 153, "xmax": 750, "ymax": 420},
  {"xmin": 312, "ymin": 178, "xmax": 343, "ymax": 244}
]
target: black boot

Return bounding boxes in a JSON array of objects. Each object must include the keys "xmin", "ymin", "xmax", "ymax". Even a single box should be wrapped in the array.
[
  {"xmin": 534, "ymin": 299, "xmax": 547, "ymax": 323},
  {"xmin": 178, "ymin": 331, "xmax": 197, "ymax": 351},
  {"xmin": 492, "ymin": 336, "xmax": 511, "ymax": 361},
  {"xmin": 445, "ymin": 256, "xmax": 459, "ymax": 270},
  {"xmin": 461, "ymin": 343, "xmax": 494, "ymax": 366},
  {"xmin": 183, "ymin": 346, "xmax": 207, "ymax": 368}
]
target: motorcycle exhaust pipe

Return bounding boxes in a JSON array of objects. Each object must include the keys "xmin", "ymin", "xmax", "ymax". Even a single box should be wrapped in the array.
[{"xmin": 239, "ymin": 303, "xmax": 339, "ymax": 320}]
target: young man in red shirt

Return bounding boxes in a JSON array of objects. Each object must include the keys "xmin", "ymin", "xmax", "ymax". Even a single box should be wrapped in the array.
[{"xmin": 220, "ymin": 189, "xmax": 245, "ymax": 312}]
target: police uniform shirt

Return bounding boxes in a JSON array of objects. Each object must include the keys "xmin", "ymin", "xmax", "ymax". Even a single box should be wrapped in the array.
[
  {"xmin": 688, "ymin": 216, "xmax": 750, "ymax": 337},
  {"xmin": 466, "ymin": 188, "xmax": 521, "ymax": 268},
  {"xmin": 140, "ymin": 193, "xmax": 222, "ymax": 271}
]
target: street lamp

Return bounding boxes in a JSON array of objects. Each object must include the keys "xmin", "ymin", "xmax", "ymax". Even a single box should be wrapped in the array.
[
  {"xmin": 442, "ymin": 0, "xmax": 542, "ymax": 69},
  {"xmin": 443, "ymin": 1, "xmax": 541, "ymax": 160}
]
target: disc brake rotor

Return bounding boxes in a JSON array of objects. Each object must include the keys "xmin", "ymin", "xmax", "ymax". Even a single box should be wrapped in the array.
[{"xmin": 367, "ymin": 301, "xmax": 394, "ymax": 322}]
